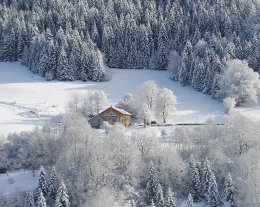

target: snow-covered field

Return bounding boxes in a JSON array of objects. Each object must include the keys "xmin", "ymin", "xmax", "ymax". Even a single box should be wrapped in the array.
[
  {"xmin": 0, "ymin": 62, "xmax": 259, "ymax": 136},
  {"xmin": 0, "ymin": 170, "xmax": 37, "ymax": 196}
]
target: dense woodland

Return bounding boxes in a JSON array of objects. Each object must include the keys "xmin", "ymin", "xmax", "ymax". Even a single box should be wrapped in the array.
[
  {"xmin": 0, "ymin": 0, "xmax": 260, "ymax": 96},
  {"xmin": 0, "ymin": 112, "xmax": 259, "ymax": 207}
]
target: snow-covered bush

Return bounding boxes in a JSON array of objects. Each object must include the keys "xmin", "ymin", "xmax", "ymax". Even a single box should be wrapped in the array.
[
  {"xmin": 223, "ymin": 97, "xmax": 236, "ymax": 114},
  {"xmin": 217, "ymin": 59, "xmax": 260, "ymax": 105}
]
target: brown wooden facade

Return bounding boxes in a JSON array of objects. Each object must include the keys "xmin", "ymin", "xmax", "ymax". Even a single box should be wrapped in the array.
[{"xmin": 89, "ymin": 106, "xmax": 131, "ymax": 128}]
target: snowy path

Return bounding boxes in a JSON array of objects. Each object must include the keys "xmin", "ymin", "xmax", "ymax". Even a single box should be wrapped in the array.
[{"xmin": 0, "ymin": 62, "xmax": 258, "ymax": 136}]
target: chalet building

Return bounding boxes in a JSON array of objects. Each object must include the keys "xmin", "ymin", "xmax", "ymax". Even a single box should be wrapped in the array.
[{"xmin": 88, "ymin": 106, "xmax": 132, "ymax": 128}]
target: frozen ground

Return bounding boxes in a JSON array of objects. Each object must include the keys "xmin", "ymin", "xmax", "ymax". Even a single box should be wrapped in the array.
[
  {"xmin": 179, "ymin": 200, "xmax": 207, "ymax": 207},
  {"xmin": 0, "ymin": 170, "xmax": 37, "ymax": 196},
  {"xmin": 0, "ymin": 62, "xmax": 259, "ymax": 136}
]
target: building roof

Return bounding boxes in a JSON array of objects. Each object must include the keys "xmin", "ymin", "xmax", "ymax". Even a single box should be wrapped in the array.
[
  {"xmin": 100, "ymin": 106, "xmax": 132, "ymax": 116},
  {"xmin": 88, "ymin": 106, "xmax": 131, "ymax": 121}
]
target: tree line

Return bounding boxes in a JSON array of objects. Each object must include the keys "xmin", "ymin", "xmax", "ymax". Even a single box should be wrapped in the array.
[{"xmin": 0, "ymin": 0, "xmax": 260, "ymax": 97}]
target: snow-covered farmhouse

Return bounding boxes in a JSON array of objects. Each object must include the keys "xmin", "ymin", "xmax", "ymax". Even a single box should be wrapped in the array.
[{"xmin": 88, "ymin": 106, "xmax": 132, "ymax": 128}]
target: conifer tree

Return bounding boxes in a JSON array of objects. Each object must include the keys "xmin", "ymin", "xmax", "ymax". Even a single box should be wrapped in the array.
[
  {"xmin": 56, "ymin": 46, "xmax": 73, "ymax": 81},
  {"xmin": 188, "ymin": 192, "xmax": 194, "ymax": 207},
  {"xmin": 165, "ymin": 187, "xmax": 176, "ymax": 207},
  {"xmin": 155, "ymin": 183, "xmax": 164, "ymax": 207},
  {"xmin": 36, "ymin": 166, "xmax": 48, "ymax": 197},
  {"xmin": 47, "ymin": 166, "xmax": 59, "ymax": 206},
  {"xmin": 36, "ymin": 190, "xmax": 47, "ymax": 207},
  {"xmin": 150, "ymin": 199, "xmax": 156, "ymax": 207},
  {"xmin": 223, "ymin": 172, "xmax": 236, "ymax": 207},
  {"xmin": 179, "ymin": 40, "xmax": 194, "ymax": 86},
  {"xmin": 130, "ymin": 200, "xmax": 137, "ymax": 207},
  {"xmin": 189, "ymin": 160, "xmax": 202, "ymax": 202},
  {"xmin": 55, "ymin": 181, "xmax": 70, "ymax": 207},
  {"xmin": 156, "ymin": 21, "xmax": 169, "ymax": 69},
  {"xmin": 25, "ymin": 191, "xmax": 35, "ymax": 207},
  {"xmin": 202, "ymin": 158, "xmax": 211, "ymax": 200},
  {"xmin": 192, "ymin": 62, "xmax": 206, "ymax": 92},
  {"xmin": 145, "ymin": 161, "xmax": 158, "ymax": 204},
  {"xmin": 207, "ymin": 169, "xmax": 221, "ymax": 207}
]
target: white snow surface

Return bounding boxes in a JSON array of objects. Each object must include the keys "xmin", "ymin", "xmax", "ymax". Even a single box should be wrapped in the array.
[
  {"xmin": 179, "ymin": 200, "xmax": 208, "ymax": 207},
  {"xmin": 0, "ymin": 170, "xmax": 37, "ymax": 196},
  {"xmin": 0, "ymin": 62, "xmax": 259, "ymax": 136}
]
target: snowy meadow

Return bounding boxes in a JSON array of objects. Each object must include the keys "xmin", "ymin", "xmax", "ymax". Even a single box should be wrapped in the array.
[{"xmin": 0, "ymin": 62, "xmax": 227, "ymax": 136}]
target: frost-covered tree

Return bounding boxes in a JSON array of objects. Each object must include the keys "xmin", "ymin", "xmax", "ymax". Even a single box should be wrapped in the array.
[
  {"xmin": 189, "ymin": 161, "xmax": 202, "ymax": 202},
  {"xmin": 130, "ymin": 200, "xmax": 137, "ymax": 207},
  {"xmin": 217, "ymin": 59, "xmax": 260, "ymax": 105},
  {"xmin": 140, "ymin": 80, "xmax": 159, "ymax": 112},
  {"xmin": 117, "ymin": 93, "xmax": 138, "ymax": 118},
  {"xmin": 179, "ymin": 40, "xmax": 194, "ymax": 86},
  {"xmin": 202, "ymin": 158, "xmax": 211, "ymax": 200},
  {"xmin": 35, "ymin": 166, "xmax": 48, "ymax": 197},
  {"xmin": 25, "ymin": 191, "xmax": 35, "ymax": 207},
  {"xmin": 56, "ymin": 46, "xmax": 73, "ymax": 81},
  {"xmin": 140, "ymin": 103, "xmax": 154, "ymax": 126},
  {"xmin": 36, "ymin": 190, "xmax": 47, "ymax": 207},
  {"xmin": 165, "ymin": 187, "xmax": 176, "ymax": 207},
  {"xmin": 207, "ymin": 169, "xmax": 221, "ymax": 207},
  {"xmin": 223, "ymin": 172, "xmax": 236, "ymax": 207},
  {"xmin": 150, "ymin": 199, "xmax": 156, "ymax": 207},
  {"xmin": 192, "ymin": 61, "xmax": 206, "ymax": 91},
  {"xmin": 155, "ymin": 183, "xmax": 164, "ymax": 207},
  {"xmin": 223, "ymin": 97, "xmax": 236, "ymax": 114},
  {"xmin": 157, "ymin": 88, "xmax": 177, "ymax": 123},
  {"xmin": 188, "ymin": 192, "xmax": 194, "ymax": 207},
  {"xmin": 55, "ymin": 181, "xmax": 70, "ymax": 207},
  {"xmin": 93, "ymin": 90, "xmax": 107, "ymax": 115},
  {"xmin": 47, "ymin": 166, "xmax": 59, "ymax": 206},
  {"xmin": 145, "ymin": 161, "xmax": 158, "ymax": 204}
]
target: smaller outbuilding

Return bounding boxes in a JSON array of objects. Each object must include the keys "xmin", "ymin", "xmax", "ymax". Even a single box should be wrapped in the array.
[{"xmin": 88, "ymin": 106, "xmax": 132, "ymax": 128}]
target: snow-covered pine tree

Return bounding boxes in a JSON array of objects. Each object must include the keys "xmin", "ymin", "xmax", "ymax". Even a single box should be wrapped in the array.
[
  {"xmin": 192, "ymin": 61, "xmax": 206, "ymax": 92},
  {"xmin": 0, "ymin": 26, "xmax": 18, "ymax": 61},
  {"xmin": 45, "ymin": 41, "xmax": 58, "ymax": 81},
  {"xmin": 25, "ymin": 191, "xmax": 35, "ymax": 207},
  {"xmin": 188, "ymin": 192, "xmax": 194, "ymax": 207},
  {"xmin": 189, "ymin": 160, "xmax": 202, "ymax": 202},
  {"xmin": 155, "ymin": 183, "xmax": 164, "ymax": 207},
  {"xmin": 225, "ymin": 42, "xmax": 236, "ymax": 60},
  {"xmin": 36, "ymin": 166, "xmax": 48, "ymax": 197},
  {"xmin": 155, "ymin": 20, "xmax": 169, "ymax": 69},
  {"xmin": 130, "ymin": 200, "xmax": 137, "ymax": 207},
  {"xmin": 145, "ymin": 161, "xmax": 158, "ymax": 204},
  {"xmin": 38, "ymin": 53, "xmax": 49, "ymax": 77},
  {"xmin": 202, "ymin": 158, "xmax": 211, "ymax": 200},
  {"xmin": 47, "ymin": 166, "xmax": 59, "ymax": 206},
  {"xmin": 165, "ymin": 187, "xmax": 176, "ymax": 207},
  {"xmin": 56, "ymin": 46, "xmax": 73, "ymax": 81},
  {"xmin": 207, "ymin": 169, "xmax": 221, "ymax": 207},
  {"xmin": 223, "ymin": 172, "xmax": 236, "ymax": 207},
  {"xmin": 36, "ymin": 190, "xmax": 47, "ymax": 207},
  {"xmin": 55, "ymin": 181, "xmax": 70, "ymax": 207},
  {"xmin": 179, "ymin": 40, "xmax": 194, "ymax": 86},
  {"xmin": 150, "ymin": 199, "xmax": 156, "ymax": 207}
]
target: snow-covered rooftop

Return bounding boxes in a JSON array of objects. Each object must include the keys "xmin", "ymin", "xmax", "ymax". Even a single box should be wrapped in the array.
[{"xmin": 101, "ymin": 106, "xmax": 132, "ymax": 116}]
